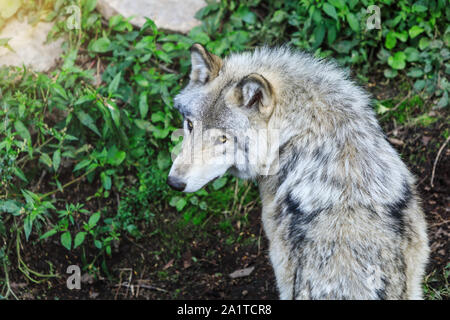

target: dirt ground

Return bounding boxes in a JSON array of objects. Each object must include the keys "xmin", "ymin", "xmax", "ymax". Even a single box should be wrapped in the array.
[{"xmin": 5, "ymin": 84, "xmax": 449, "ymax": 300}]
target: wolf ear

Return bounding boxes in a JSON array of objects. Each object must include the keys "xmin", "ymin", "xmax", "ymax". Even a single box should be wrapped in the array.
[
  {"xmin": 190, "ymin": 43, "xmax": 223, "ymax": 84},
  {"xmin": 235, "ymin": 73, "xmax": 274, "ymax": 117}
]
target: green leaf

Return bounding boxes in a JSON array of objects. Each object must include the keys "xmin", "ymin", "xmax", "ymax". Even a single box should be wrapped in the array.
[
  {"xmin": 73, "ymin": 232, "xmax": 86, "ymax": 249},
  {"xmin": 332, "ymin": 40, "xmax": 358, "ymax": 54},
  {"xmin": 199, "ymin": 201, "xmax": 207, "ymax": 210},
  {"xmin": 419, "ymin": 37, "xmax": 430, "ymax": 50},
  {"xmin": 327, "ymin": 24, "xmax": 337, "ymax": 44},
  {"xmin": 312, "ymin": 23, "xmax": 326, "ymax": 48},
  {"xmin": 84, "ymin": 0, "xmax": 97, "ymax": 12},
  {"xmin": 94, "ymin": 239, "xmax": 102, "ymax": 249},
  {"xmin": 13, "ymin": 167, "xmax": 28, "ymax": 182},
  {"xmin": 414, "ymin": 79, "xmax": 426, "ymax": 91},
  {"xmin": 73, "ymin": 159, "xmax": 91, "ymax": 172},
  {"xmin": 88, "ymin": 212, "xmax": 101, "ymax": 228},
  {"xmin": 312, "ymin": 8, "xmax": 322, "ymax": 23},
  {"xmin": 139, "ymin": 92, "xmax": 149, "ymax": 119},
  {"xmin": 142, "ymin": 18, "xmax": 158, "ymax": 35},
  {"xmin": 14, "ymin": 120, "xmax": 31, "ymax": 143},
  {"xmin": 444, "ymin": 32, "xmax": 450, "ymax": 47},
  {"xmin": 413, "ymin": 114, "xmax": 437, "ymax": 126},
  {"xmin": 24, "ymin": 215, "xmax": 33, "ymax": 241},
  {"xmin": 188, "ymin": 27, "xmax": 210, "ymax": 44},
  {"xmin": 385, "ymin": 31, "xmax": 397, "ymax": 49},
  {"xmin": 329, "ymin": 0, "xmax": 346, "ymax": 9},
  {"xmin": 0, "ymin": 37, "xmax": 13, "ymax": 51},
  {"xmin": 169, "ymin": 196, "xmax": 187, "ymax": 212},
  {"xmin": 429, "ymin": 40, "xmax": 443, "ymax": 49},
  {"xmin": 100, "ymin": 172, "xmax": 111, "ymax": 190},
  {"xmin": 39, "ymin": 229, "xmax": 58, "ymax": 240},
  {"xmin": 175, "ymin": 198, "xmax": 187, "ymax": 212},
  {"xmin": 376, "ymin": 103, "xmax": 390, "ymax": 114},
  {"xmin": 107, "ymin": 147, "xmax": 126, "ymax": 166},
  {"xmin": 322, "ymin": 3, "xmax": 338, "ymax": 21},
  {"xmin": 412, "ymin": 3, "xmax": 427, "ymax": 13},
  {"xmin": 169, "ymin": 196, "xmax": 181, "ymax": 207},
  {"xmin": 394, "ymin": 31, "xmax": 408, "ymax": 42},
  {"xmin": 384, "ymin": 68, "xmax": 398, "ymax": 78},
  {"xmin": 75, "ymin": 94, "xmax": 95, "ymax": 106},
  {"xmin": 271, "ymin": 10, "xmax": 287, "ymax": 23},
  {"xmin": 107, "ymin": 101, "xmax": 121, "ymax": 128},
  {"xmin": 134, "ymin": 74, "xmax": 149, "ymax": 87},
  {"xmin": 236, "ymin": 5, "xmax": 257, "ymax": 24},
  {"xmin": 22, "ymin": 190, "xmax": 39, "ymax": 205},
  {"xmin": 0, "ymin": 37, "xmax": 10, "ymax": 46},
  {"xmin": 190, "ymin": 196, "xmax": 199, "ymax": 206},
  {"xmin": 157, "ymin": 151, "xmax": 171, "ymax": 170},
  {"xmin": 90, "ymin": 37, "xmax": 111, "ymax": 53},
  {"xmin": 346, "ymin": 13, "xmax": 359, "ymax": 32},
  {"xmin": 61, "ymin": 231, "xmax": 72, "ymax": 250},
  {"xmin": 409, "ymin": 26, "xmax": 424, "ymax": 39},
  {"xmin": 212, "ymin": 176, "xmax": 227, "ymax": 190},
  {"xmin": 404, "ymin": 47, "xmax": 420, "ymax": 62},
  {"xmin": 76, "ymin": 111, "xmax": 101, "ymax": 136},
  {"xmin": 151, "ymin": 111, "xmax": 165, "ymax": 123},
  {"xmin": 108, "ymin": 72, "xmax": 121, "ymax": 95},
  {"xmin": 436, "ymin": 91, "xmax": 448, "ymax": 108},
  {"xmin": 52, "ymin": 83, "xmax": 68, "ymax": 100},
  {"xmin": 134, "ymin": 119, "xmax": 154, "ymax": 131},
  {"xmin": 406, "ymin": 68, "xmax": 424, "ymax": 78},
  {"xmin": 388, "ymin": 52, "xmax": 406, "ymax": 70},
  {"xmin": 0, "ymin": 200, "xmax": 21, "ymax": 215},
  {"xmin": 39, "ymin": 153, "xmax": 53, "ymax": 168},
  {"xmin": 152, "ymin": 127, "xmax": 170, "ymax": 139},
  {"xmin": 53, "ymin": 149, "xmax": 61, "ymax": 172}
]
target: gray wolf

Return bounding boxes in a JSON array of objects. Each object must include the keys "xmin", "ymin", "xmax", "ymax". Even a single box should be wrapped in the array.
[{"xmin": 167, "ymin": 44, "xmax": 429, "ymax": 299}]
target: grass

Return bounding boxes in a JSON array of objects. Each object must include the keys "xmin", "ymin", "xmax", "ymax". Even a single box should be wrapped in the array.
[{"xmin": 424, "ymin": 263, "xmax": 449, "ymax": 300}]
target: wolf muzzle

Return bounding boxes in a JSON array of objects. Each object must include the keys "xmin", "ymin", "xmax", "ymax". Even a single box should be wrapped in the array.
[{"xmin": 167, "ymin": 175, "xmax": 186, "ymax": 192}]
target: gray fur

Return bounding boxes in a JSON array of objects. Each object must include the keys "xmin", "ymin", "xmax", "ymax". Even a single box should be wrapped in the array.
[{"xmin": 168, "ymin": 45, "xmax": 429, "ymax": 299}]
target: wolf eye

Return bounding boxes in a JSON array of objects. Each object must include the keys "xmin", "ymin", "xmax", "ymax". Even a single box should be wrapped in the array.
[
  {"xmin": 187, "ymin": 119, "xmax": 193, "ymax": 133},
  {"xmin": 219, "ymin": 135, "xmax": 227, "ymax": 143}
]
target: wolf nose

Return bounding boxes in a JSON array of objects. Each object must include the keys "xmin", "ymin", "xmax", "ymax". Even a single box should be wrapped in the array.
[{"xmin": 167, "ymin": 176, "xmax": 186, "ymax": 191}]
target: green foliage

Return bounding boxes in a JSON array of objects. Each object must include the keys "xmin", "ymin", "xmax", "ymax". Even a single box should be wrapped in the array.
[
  {"xmin": 196, "ymin": 0, "xmax": 448, "ymax": 106},
  {"xmin": 0, "ymin": 1, "xmax": 251, "ymax": 277}
]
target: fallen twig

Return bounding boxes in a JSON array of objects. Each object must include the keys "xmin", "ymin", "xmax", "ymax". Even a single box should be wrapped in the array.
[
  {"xmin": 430, "ymin": 135, "xmax": 450, "ymax": 188},
  {"xmin": 40, "ymin": 167, "xmax": 96, "ymax": 200},
  {"xmin": 429, "ymin": 220, "xmax": 450, "ymax": 228},
  {"xmin": 150, "ymin": 58, "xmax": 178, "ymax": 74},
  {"xmin": 115, "ymin": 282, "xmax": 168, "ymax": 293},
  {"xmin": 2, "ymin": 256, "xmax": 19, "ymax": 300},
  {"xmin": 380, "ymin": 92, "xmax": 411, "ymax": 120}
]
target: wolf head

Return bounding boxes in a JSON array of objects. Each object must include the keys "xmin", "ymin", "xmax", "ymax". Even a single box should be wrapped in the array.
[{"xmin": 167, "ymin": 44, "xmax": 279, "ymax": 192}]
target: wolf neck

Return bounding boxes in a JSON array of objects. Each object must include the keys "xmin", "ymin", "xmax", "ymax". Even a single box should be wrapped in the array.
[{"xmin": 257, "ymin": 106, "xmax": 409, "ymax": 215}]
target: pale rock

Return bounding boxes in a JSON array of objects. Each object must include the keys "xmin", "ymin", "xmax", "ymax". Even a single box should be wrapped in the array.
[
  {"xmin": 96, "ymin": 0, "xmax": 206, "ymax": 34},
  {"xmin": 0, "ymin": 18, "xmax": 64, "ymax": 72}
]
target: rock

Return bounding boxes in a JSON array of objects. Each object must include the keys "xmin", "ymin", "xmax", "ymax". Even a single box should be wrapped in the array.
[
  {"xmin": 229, "ymin": 266, "xmax": 255, "ymax": 279},
  {"xmin": 97, "ymin": 0, "xmax": 206, "ymax": 34},
  {"xmin": 0, "ymin": 18, "xmax": 64, "ymax": 72}
]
